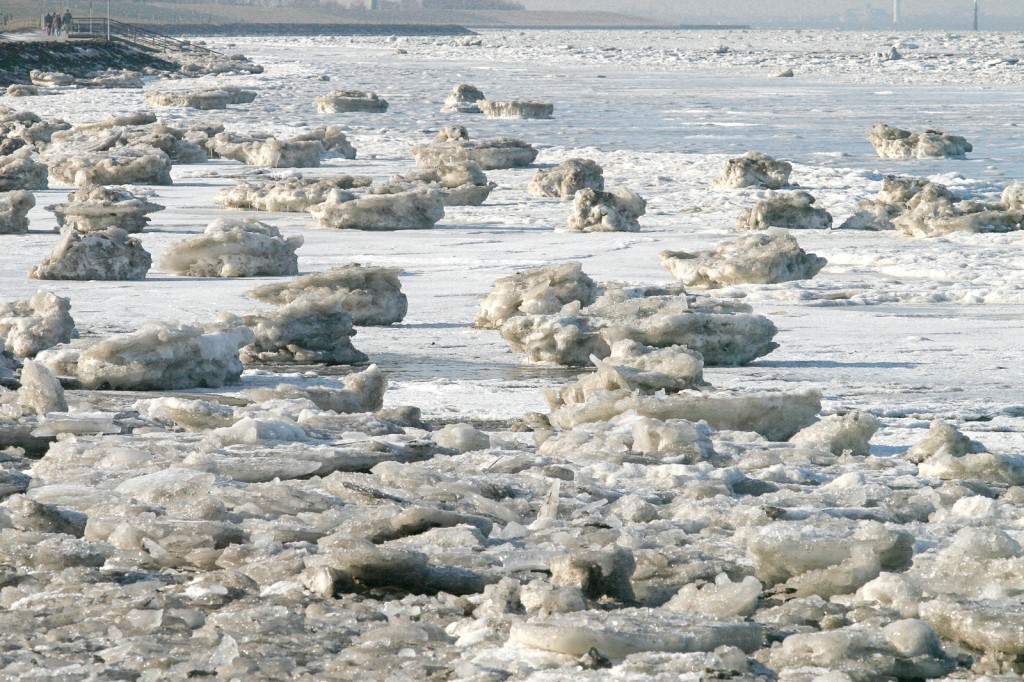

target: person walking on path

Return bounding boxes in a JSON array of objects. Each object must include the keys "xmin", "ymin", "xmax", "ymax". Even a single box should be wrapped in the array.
[
  {"xmin": 62, "ymin": 9, "xmax": 72, "ymax": 35},
  {"xmin": 52, "ymin": 12, "xmax": 62, "ymax": 37},
  {"xmin": 43, "ymin": 11, "xmax": 53, "ymax": 36}
]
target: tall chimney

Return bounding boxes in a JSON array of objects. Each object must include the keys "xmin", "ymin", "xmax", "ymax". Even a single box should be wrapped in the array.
[
  {"xmin": 973, "ymin": 1, "xmax": 979, "ymax": 30},
  {"xmin": 893, "ymin": 0, "xmax": 900, "ymax": 24}
]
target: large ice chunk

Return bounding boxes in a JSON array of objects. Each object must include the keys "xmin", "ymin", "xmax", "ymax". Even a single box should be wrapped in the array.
[
  {"xmin": 593, "ymin": 295, "xmax": 779, "ymax": 367},
  {"xmin": 29, "ymin": 70, "xmax": 74, "ymax": 86},
  {"xmin": 17, "ymin": 360, "xmax": 67, "ymax": 415},
  {"xmin": 0, "ymin": 149, "xmax": 48, "ymax": 191},
  {"xmin": 433, "ymin": 423, "xmax": 490, "ymax": 453},
  {"xmin": 478, "ymin": 100, "xmax": 553, "ymax": 119},
  {"xmin": 917, "ymin": 449, "xmax": 1024, "ymax": 486},
  {"xmin": 44, "ymin": 115, "xmax": 208, "ymax": 165},
  {"xmin": 145, "ymin": 86, "xmax": 257, "ymax": 110},
  {"xmin": 867, "ymin": 123, "xmax": 973, "ymax": 159},
  {"xmin": 29, "ymin": 227, "xmax": 151, "ymax": 281},
  {"xmin": 904, "ymin": 420, "xmax": 982, "ymax": 463},
  {"xmin": 660, "ymin": 229, "xmax": 826, "ymax": 288},
  {"xmin": 209, "ymin": 132, "xmax": 321, "ymax": 168},
  {"xmin": 441, "ymin": 84, "xmax": 485, "ymax": 113},
  {"xmin": 499, "ymin": 289, "xmax": 778, "ymax": 368},
  {"xmin": 241, "ymin": 295, "xmax": 367, "ymax": 365},
  {"xmin": 538, "ymin": 412, "xmax": 716, "ymax": 465},
  {"xmin": 214, "ymin": 175, "xmax": 372, "ymax": 212},
  {"xmin": 665, "ymin": 574, "xmax": 762, "ymax": 619},
  {"xmin": 891, "ymin": 182, "xmax": 1023, "ymax": 237},
  {"xmin": 548, "ymin": 385, "xmax": 821, "ymax": 441},
  {"xmin": 528, "ymin": 158, "xmax": 604, "ymax": 200},
  {"xmin": 76, "ymin": 69, "xmax": 144, "ymax": 89},
  {"xmin": 921, "ymin": 598, "xmax": 1024, "ymax": 659},
  {"xmin": 0, "ymin": 190, "xmax": 35, "ymax": 234},
  {"xmin": 314, "ymin": 90, "xmax": 388, "ymax": 113},
  {"xmin": 0, "ymin": 291, "xmax": 75, "ymax": 358},
  {"xmin": 789, "ymin": 411, "xmax": 881, "ymax": 456},
  {"xmin": 748, "ymin": 521, "xmax": 913, "ymax": 594},
  {"xmin": 839, "ymin": 175, "xmax": 935, "ymax": 231},
  {"xmin": 476, "ymin": 261, "xmax": 597, "ymax": 329},
  {"xmin": 243, "ymin": 365, "xmax": 385, "ymax": 413},
  {"xmin": 247, "ymin": 264, "xmax": 407, "ymax": 326},
  {"xmin": 737, "ymin": 190, "xmax": 833, "ymax": 230},
  {"xmin": 0, "ymin": 108, "xmax": 70, "ymax": 153},
  {"xmin": 411, "ymin": 128, "xmax": 538, "ymax": 170},
  {"xmin": 549, "ymin": 340, "xmax": 704, "ymax": 407},
  {"xmin": 134, "ymin": 396, "xmax": 236, "ymax": 431},
  {"xmin": 309, "ymin": 187, "xmax": 444, "ymax": 231},
  {"xmin": 766, "ymin": 621, "xmax": 955, "ymax": 680},
  {"xmin": 565, "ymin": 187, "xmax": 646, "ymax": 233},
  {"xmin": 37, "ymin": 315, "xmax": 255, "ymax": 390},
  {"xmin": 46, "ymin": 185, "xmax": 163, "ymax": 234},
  {"xmin": 712, "ymin": 151, "xmax": 792, "ymax": 189},
  {"xmin": 509, "ymin": 609, "xmax": 763, "ymax": 660},
  {"xmin": 209, "ymin": 127, "xmax": 354, "ymax": 168},
  {"xmin": 500, "ymin": 310, "xmax": 608, "ymax": 366},
  {"xmin": 46, "ymin": 148, "xmax": 172, "ymax": 186},
  {"xmin": 376, "ymin": 161, "xmax": 495, "ymax": 207},
  {"xmin": 159, "ymin": 218, "xmax": 302, "ymax": 278}
]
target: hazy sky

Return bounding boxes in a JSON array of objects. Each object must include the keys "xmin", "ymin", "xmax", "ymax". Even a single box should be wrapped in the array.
[{"xmin": 518, "ymin": 0, "xmax": 1021, "ymax": 28}]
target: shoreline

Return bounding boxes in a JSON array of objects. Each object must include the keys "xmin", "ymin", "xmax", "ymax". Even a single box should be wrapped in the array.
[
  {"xmin": 152, "ymin": 22, "xmax": 476, "ymax": 37},
  {"xmin": 150, "ymin": 22, "xmax": 750, "ymax": 37}
]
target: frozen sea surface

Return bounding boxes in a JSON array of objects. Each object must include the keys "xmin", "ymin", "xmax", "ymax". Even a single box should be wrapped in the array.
[
  {"xmin": 4, "ymin": 28, "xmax": 1023, "ymax": 444},
  {"xmin": 6, "ymin": 27, "xmax": 1024, "ymax": 680}
]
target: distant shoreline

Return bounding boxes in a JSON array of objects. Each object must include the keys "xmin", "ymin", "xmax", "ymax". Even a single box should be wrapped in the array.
[
  {"xmin": 151, "ymin": 22, "xmax": 751, "ymax": 38},
  {"xmin": 152, "ymin": 23, "xmax": 476, "ymax": 37}
]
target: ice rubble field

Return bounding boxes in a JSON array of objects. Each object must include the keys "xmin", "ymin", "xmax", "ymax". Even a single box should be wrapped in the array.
[{"xmin": 2, "ymin": 26, "xmax": 1024, "ymax": 680}]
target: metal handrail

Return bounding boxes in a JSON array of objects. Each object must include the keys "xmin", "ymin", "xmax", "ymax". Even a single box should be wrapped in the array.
[{"xmin": 70, "ymin": 18, "xmax": 219, "ymax": 55}]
